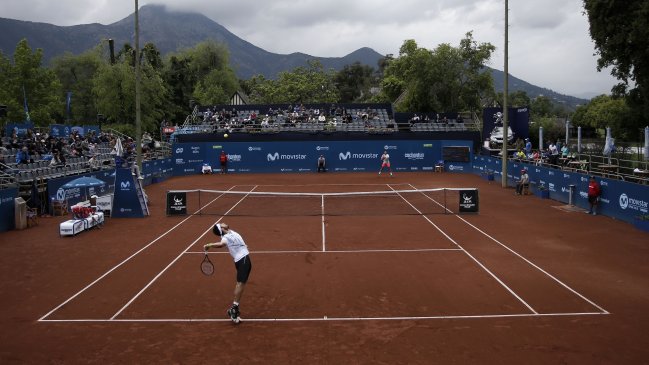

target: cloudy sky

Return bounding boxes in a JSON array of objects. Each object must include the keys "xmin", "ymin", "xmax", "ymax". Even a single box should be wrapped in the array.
[{"xmin": 3, "ymin": 0, "xmax": 617, "ymax": 98}]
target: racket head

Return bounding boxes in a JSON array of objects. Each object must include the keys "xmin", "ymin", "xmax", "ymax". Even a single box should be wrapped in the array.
[{"xmin": 201, "ymin": 254, "xmax": 214, "ymax": 276}]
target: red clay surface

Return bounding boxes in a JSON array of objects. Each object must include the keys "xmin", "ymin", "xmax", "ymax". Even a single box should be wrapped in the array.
[{"xmin": 1, "ymin": 172, "xmax": 648, "ymax": 364}]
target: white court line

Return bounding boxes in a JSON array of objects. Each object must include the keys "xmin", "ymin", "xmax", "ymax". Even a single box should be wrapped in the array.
[
  {"xmin": 388, "ymin": 184, "xmax": 539, "ymax": 315},
  {"xmin": 38, "ymin": 311, "xmax": 608, "ymax": 323},
  {"xmin": 109, "ymin": 186, "xmax": 259, "ymax": 320},
  {"xmin": 408, "ymin": 183, "xmax": 609, "ymax": 315},
  {"xmin": 321, "ymin": 195, "xmax": 326, "ymax": 252},
  {"xmin": 184, "ymin": 248, "xmax": 462, "ymax": 254},
  {"xmin": 38, "ymin": 186, "xmax": 242, "ymax": 322}
]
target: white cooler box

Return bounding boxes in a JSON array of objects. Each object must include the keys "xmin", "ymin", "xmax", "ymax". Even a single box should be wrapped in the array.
[{"xmin": 59, "ymin": 212, "xmax": 104, "ymax": 236}]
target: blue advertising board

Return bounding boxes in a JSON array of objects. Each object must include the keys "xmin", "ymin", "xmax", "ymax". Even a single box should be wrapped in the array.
[
  {"xmin": 47, "ymin": 170, "xmax": 115, "ymax": 208},
  {"xmin": 473, "ymin": 155, "xmax": 649, "ymax": 224},
  {"xmin": 0, "ymin": 188, "xmax": 18, "ymax": 232},
  {"xmin": 482, "ymin": 107, "xmax": 530, "ymax": 142},
  {"xmin": 172, "ymin": 140, "xmax": 474, "ymax": 175},
  {"xmin": 5, "ymin": 122, "xmax": 34, "ymax": 137},
  {"xmin": 49, "ymin": 124, "xmax": 101, "ymax": 138},
  {"xmin": 111, "ymin": 168, "xmax": 146, "ymax": 218},
  {"xmin": 49, "ymin": 124, "xmax": 72, "ymax": 138}
]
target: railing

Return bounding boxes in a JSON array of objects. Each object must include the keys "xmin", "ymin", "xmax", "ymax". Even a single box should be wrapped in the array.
[{"xmin": 509, "ymin": 152, "xmax": 649, "ymax": 185}]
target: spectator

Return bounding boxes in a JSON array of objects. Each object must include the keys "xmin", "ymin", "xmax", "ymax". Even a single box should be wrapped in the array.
[
  {"xmin": 16, "ymin": 146, "xmax": 30, "ymax": 164},
  {"xmin": 219, "ymin": 150, "xmax": 228, "ymax": 174},
  {"xmin": 515, "ymin": 169, "xmax": 529, "ymax": 195},
  {"xmin": 524, "ymin": 138, "xmax": 532, "ymax": 156},
  {"xmin": 548, "ymin": 142, "xmax": 559, "ymax": 166},
  {"xmin": 587, "ymin": 176, "xmax": 601, "ymax": 215},
  {"xmin": 317, "ymin": 155, "xmax": 326, "ymax": 172},
  {"xmin": 561, "ymin": 144, "xmax": 569, "ymax": 158}
]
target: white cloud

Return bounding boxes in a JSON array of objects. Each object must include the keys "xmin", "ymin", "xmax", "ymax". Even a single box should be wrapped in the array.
[{"xmin": 1, "ymin": 0, "xmax": 618, "ymax": 97}]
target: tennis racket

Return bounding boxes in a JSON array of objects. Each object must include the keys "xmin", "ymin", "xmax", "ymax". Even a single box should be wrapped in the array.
[{"xmin": 201, "ymin": 253, "xmax": 214, "ymax": 276}]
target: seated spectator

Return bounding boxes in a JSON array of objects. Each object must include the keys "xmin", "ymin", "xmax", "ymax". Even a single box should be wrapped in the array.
[
  {"xmin": 16, "ymin": 146, "xmax": 31, "ymax": 164},
  {"xmin": 561, "ymin": 144, "xmax": 569, "ymax": 158},
  {"xmin": 516, "ymin": 169, "xmax": 529, "ymax": 195},
  {"xmin": 514, "ymin": 149, "xmax": 526, "ymax": 160}
]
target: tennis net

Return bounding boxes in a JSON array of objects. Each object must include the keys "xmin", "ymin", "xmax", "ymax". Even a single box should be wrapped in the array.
[{"xmin": 165, "ymin": 188, "xmax": 478, "ymax": 217}]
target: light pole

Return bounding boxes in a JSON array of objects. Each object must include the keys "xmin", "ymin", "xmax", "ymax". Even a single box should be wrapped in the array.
[
  {"xmin": 501, "ymin": 0, "xmax": 509, "ymax": 188},
  {"xmin": 134, "ymin": 0, "xmax": 142, "ymax": 171}
]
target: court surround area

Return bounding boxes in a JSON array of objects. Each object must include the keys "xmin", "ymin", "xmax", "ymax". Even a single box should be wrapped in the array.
[{"xmin": 1, "ymin": 172, "xmax": 648, "ymax": 364}]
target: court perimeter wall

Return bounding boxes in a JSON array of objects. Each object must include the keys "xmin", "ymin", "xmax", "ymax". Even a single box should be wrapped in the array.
[
  {"xmin": 172, "ymin": 139, "xmax": 474, "ymax": 174},
  {"xmin": 473, "ymin": 155, "xmax": 649, "ymax": 224}
]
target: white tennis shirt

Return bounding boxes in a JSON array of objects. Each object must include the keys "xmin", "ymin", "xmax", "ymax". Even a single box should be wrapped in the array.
[{"xmin": 223, "ymin": 230, "xmax": 250, "ymax": 262}]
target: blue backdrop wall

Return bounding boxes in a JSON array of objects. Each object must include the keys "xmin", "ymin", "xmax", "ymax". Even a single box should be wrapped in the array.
[
  {"xmin": 172, "ymin": 140, "xmax": 474, "ymax": 174},
  {"xmin": 473, "ymin": 155, "xmax": 649, "ymax": 224}
]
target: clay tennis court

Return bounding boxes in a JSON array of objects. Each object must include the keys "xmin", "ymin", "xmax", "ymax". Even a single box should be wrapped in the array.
[{"xmin": 1, "ymin": 172, "xmax": 648, "ymax": 364}]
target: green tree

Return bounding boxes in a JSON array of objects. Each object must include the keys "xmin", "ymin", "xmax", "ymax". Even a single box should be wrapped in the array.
[
  {"xmin": 248, "ymin": 60, "xmax": 339, "ymax": 104},
  {"xmin": 0, "ymin": 39, "xmax": 61, "ymax": 125},
  {"xmin": 333, "ymin": 62, "xmax": 377, "ymax": 103},
  {"xmin": 51, "ymin": 47, "xmax": 103, "ymax": 123},
  {"xmin": 571, "ymin": 94, "xmax": 631, "ymax": 139},
  {"xmin": 162, "ymin": 41, "xmax": 238, "ymax": 119},
  {"xmin": 381, "ymin": 33, "xmax": 495, "ymax": 113},
  {"xmin": 93, "ymin": 53, "xmax": 168, "ymax": 133},
  {"xmin": 583, "ymin": 0, "xmax": 649, "ymax": 128}
]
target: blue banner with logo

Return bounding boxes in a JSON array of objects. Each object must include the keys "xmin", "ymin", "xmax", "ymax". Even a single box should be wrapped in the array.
[
  {"xmin": 47, "ymin": 170, "xmax": 115, "ymax": 209},
  {"xmin": 5, "ymin": 122, "xmax": 34, "ymax": 137},
  {"xmin": 473, "ymin": 155, "xmax": 649, "ymax": 224},
  {"xmin": 172, "ymin": 140, "xmax": 473, "ymax": 174},
  {"xmin": 49, "ymin": 124, "xmax": 72, "ymax": 138},
  {"xmin": 111, "ymin": 168, "xmax": 146, "ymax": 218},
  {"xmin": 0, "ymin": 188, "xmax": 18, "ymax": 232},
  {"xmin": 482, "ymin": 107, "xmax": 530, "ymax": 143}
]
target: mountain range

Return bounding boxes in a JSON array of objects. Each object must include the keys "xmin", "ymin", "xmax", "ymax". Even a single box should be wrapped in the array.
[{"xmin": 0, "ymin": 4, "xmax": 588, "ymax": 108}]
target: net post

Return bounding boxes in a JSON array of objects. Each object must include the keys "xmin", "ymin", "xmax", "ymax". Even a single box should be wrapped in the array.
[{"xmin": 444, "ymin": 188, "xmax": 447, "ymax": 214}]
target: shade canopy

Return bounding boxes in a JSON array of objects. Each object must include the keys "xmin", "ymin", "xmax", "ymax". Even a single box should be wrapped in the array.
[{"xmin": 61, "ymin": 176, "xmax": 106, "ymax": 189}]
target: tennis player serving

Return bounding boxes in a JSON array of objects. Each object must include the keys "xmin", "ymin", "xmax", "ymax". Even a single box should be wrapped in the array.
[
  {"xmin": 379, "ymin": 150, "xmax": 393, "ymax": 176},
  {"xmin": 204, "ymin": 222, "xmax": 252, "ymax": 324}
]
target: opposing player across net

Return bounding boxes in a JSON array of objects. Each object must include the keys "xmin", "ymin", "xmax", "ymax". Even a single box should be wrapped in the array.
[{"xmin": 165, "ymin": 188, "xmax": 479, "ymax": 217}]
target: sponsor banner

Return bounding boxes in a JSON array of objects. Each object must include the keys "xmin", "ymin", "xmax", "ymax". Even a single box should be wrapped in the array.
[
  {"xmin": 111, "ymin": 168, "xmax": 146, "ymax": 218},
  {"xmin": 5, "ymin": 122, "xmax": 34, "ymax": 137},
  {"xmin": 166, "ymin": 192, "xmax": 187, "ymax": 215},
  {"xmin": 459, "ymin": 189, "xmax": 479, "ymax": 212},
  {"xmin": 0, "ymin": 188, "xmax": 18, "ymax": 232},
  {"xmin": 474, "ymin": 155, "xmax": 649, "ymax": 223},
  {"xmin": 172, "ymin": 140, "xmax": 474, "ymax": 175},
  {"xmin": 47, "ymin": 171, "xmax": 114, "ymax": 208}
]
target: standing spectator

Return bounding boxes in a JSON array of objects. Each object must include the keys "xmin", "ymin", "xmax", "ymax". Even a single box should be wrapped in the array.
[
  {"xmin": 515, "ymin": 169, "xmax": 529, "ymax": 195},
  {"xmin": 548, "ymin": 142, "xmax": 559, "ymax": 166},
  {"xmin": 524, "ymin": 138, "xmax": 532, "ymax": 156},
  {"xmin": 587, "ymin": 176, "xmax": 601, "ymax": 215},
  {"xmin": 219, "ymin": 150, "xmax": 228, "ymax": 174},
  {"xmin": 317, "ymin": 155, "xmax": 326, "ymax": 172}
]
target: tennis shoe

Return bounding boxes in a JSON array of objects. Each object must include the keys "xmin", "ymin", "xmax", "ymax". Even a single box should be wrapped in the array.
[{"xmin": 227, "ymin": 305, "xmax": 240, "ymax": 322}]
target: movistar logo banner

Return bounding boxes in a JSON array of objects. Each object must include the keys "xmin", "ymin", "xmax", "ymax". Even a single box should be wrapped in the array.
[
  {"xmin": 339, "ymin": 152, "xmax": 379, "ymax": 160},
  {"xmin": 267, "ymin": 153, "xmax": 307, "ymax": 161}
]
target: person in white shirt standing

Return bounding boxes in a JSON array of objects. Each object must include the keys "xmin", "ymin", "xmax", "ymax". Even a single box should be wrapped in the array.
[
  {"xmin": 204, "ymin": 222, "xmax": 252, "ymax": 323},
  {"xmin": 379, "ymin": 150, "xmax": 393, "ymax": 176}
]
